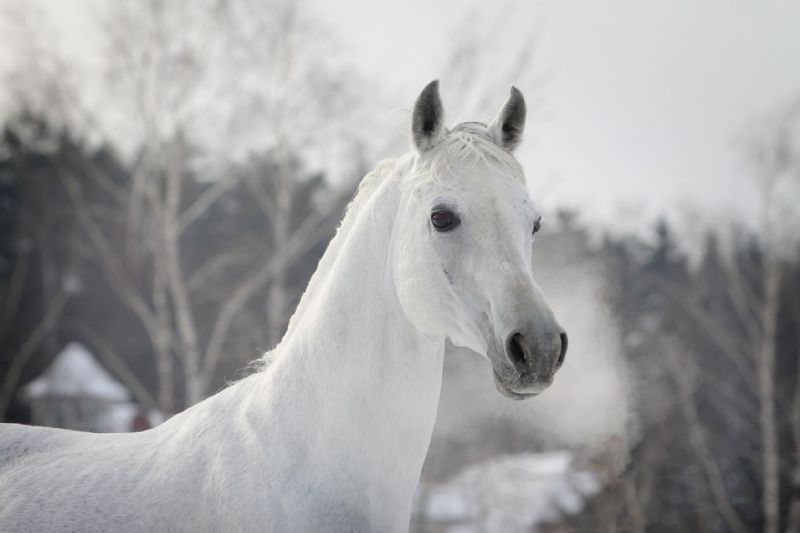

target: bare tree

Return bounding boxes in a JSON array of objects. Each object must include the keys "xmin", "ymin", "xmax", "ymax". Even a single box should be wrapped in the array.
[
  {"xmin": 746, "ymin": 97, "xmax": 800, "ymax": 533},
  {"xmin": 633, "ymin": 97, "xmax": 800, "ymax": 532},
  {"xmin": 2, "ymin": 0, "xmax": 359, "ymax": 412}
]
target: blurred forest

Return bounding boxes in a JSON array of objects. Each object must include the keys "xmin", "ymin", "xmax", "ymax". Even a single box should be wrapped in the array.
[{"xmin": 1, "ymin": 1, "xmax": 800, "ymax": 532}]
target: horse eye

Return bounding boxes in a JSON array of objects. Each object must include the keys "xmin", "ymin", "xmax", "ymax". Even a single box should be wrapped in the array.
[
  {"xmin": 533, "ymin": 217, "xmax": 542, "ymax": 235},
  {"xmin": 431, "ymin": 209, "xmax": 459, "ymax": 232}
]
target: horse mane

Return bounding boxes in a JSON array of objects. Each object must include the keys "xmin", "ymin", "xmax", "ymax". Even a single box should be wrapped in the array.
[{"xmin": 248, "ymin": 152, "xmax": 415, "ymax": 371}]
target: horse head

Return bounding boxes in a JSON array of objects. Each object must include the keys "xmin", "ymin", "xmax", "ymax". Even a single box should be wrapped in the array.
[{"xmin": 393, "ymin": 80, "xmax": 567, "ymax": 399}]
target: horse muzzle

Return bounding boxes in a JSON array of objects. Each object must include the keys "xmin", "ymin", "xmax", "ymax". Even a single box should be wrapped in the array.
[{"xmin": 492, "ymin": 328, "xmax": 567, "ymax": 400}]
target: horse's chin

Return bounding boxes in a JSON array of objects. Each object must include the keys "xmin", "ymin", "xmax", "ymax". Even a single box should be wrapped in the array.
[{"xmin": 492, "ymin": 369, "xmax": 542, "ymax": 401}]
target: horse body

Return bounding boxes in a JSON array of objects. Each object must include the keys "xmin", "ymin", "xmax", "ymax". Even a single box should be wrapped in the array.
[
  {"xmin": 1, "ymin": 402, "xmax": 237, "ymax": 532},
  {"xmin": 0, "ymin": 81, "xmax": 566, "ymax": 532}
]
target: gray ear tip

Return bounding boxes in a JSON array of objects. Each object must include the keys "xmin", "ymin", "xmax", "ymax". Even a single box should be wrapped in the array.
[
  {"xmin": 493, "ymin": 86, "xmax": 526, "ymax": 151},
  {"xmin": 422, "ymin": 79, "xmax": 440, "ymax": 95},
  {"xmin": 412, "ymin": 79, "xmax": 445, "ymax": 152},
  {"xmin": 415, "ymin": 79, "xmax": 443, "ymax": 112}
]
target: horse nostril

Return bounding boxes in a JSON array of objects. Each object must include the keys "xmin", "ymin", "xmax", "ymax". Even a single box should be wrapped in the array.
[
  {"xmin": 557, "ymin": 331, "xmax": 568, "ymax": 369},
  {"xmin": 506, "ymin": 332, "xmax": 528, "ymax": 373}
]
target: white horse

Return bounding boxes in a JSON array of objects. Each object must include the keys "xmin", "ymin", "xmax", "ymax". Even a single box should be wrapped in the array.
[{"xmin": 0, "ymin": 81, "xmax": 566, "ymax": 532}]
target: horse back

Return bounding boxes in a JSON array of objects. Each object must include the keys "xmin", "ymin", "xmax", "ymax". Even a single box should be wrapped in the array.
[{"xmin": 0, "ymin": 423, "xmax": 79, "ymax": 471}]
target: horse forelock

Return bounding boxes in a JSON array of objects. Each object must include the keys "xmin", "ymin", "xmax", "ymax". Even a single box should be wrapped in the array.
[{"xmin": 412, "ymin": 126, "xmax": 526, "ymax": 189}]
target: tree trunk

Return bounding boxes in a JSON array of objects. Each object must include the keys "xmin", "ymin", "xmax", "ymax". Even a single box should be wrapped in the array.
[
  {"xmin": 266, "ymin": 164, "xmax": 292, "ymax": 346},
  {"xmin": 759, "ymin": 259, "xmax": 781, "ymax": 533},
  {"xmin": 162, "ymin": 141, "xmax": 203, "ymax": 407},
  {"xmin": 152, "ymin": 256, "xmax": 175, "ymax": 413}
]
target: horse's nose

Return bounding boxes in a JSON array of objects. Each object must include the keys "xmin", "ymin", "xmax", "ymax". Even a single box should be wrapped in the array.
[
  {"xmin": 506, "ymin": 333, "xmax": 528, "ymax": 374},
  {"xmin": 505, "ymin": 329, "xmax": 567, "ymax": 375}
]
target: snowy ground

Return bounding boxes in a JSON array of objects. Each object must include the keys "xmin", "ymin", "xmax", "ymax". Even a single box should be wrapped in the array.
[{"xmin": 411, "ymin": 451, "xmax": 601, "ymax": 533}]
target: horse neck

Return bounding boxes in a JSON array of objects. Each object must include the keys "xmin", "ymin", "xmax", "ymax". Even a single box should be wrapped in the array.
[{"xmin": 250, "ymin": 172, "xmax": 445, "ymax": 500}]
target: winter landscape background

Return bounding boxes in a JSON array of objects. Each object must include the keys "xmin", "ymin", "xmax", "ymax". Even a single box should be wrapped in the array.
[{"xmin": 1, "ymin": 1, "xmax": 799, "ymax": 531}]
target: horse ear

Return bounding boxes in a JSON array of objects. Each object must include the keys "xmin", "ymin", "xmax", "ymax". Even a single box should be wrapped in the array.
[
  {"xmin": 489, "ymin": 86, "xmax": 526, "ymax": 151},
  {"xmin": 412, "ymin": 80, "xmax": 445, "ymax": 153}
]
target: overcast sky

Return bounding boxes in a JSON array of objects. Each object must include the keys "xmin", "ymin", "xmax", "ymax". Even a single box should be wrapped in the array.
[
  {"xmin": 312, "ymin": 0, "xmax": 800, "ymax": 237},
  {"xmin": 2, "ymin": 0, "xmax": 799, "ymax": 239}
]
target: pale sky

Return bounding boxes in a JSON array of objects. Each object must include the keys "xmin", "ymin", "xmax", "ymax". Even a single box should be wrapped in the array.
[
  {"xmin": 312, "ymin": 0, "xmax": 800, "ymax": 237},
  {"xmin": 2, "ymin": 0, "xmax": 800, "ymax": 240}
]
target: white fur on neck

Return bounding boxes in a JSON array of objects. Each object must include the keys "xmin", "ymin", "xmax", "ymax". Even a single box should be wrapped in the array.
[{"xmin": 245, "ymin": 166, "xmax": 446, "ymax": 530}]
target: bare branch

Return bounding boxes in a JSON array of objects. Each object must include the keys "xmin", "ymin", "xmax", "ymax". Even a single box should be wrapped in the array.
[
  {"xmin": 187, "ymin": 251, "xmax": 252, "ymax": 292},
  {"xmin": 0, "ymin": 289, "xmax": 68, "ymax": 418},
  {"xmin": 177, "ymin": 171, "xmax": 245, "ymax": 234},
  {"xmin": 62, "ymin": 170, "xmax": 177, "ymax": 370},
  {"xmin": 650, "ymin": 275, "xmax": 756, "ymax": 381},
  {"xmin": 758, "ymin": 261, "xmax": 782, "ymax": 533},
  {"xmin": 199, "ymin": 206, "xmax": 338, "ymax": 391},
  {"xmin": 73, "ymin": 323, "xmax": 159, "ymax": 411},
  {"xmin": 162, "ymin": 139, "xmax": 203, "ymax": 405},
  {"xmin": 667, "ymin": 348, "xmax": 749, "ymax": 533},
  {"xmin": 62, "ymin": 149, "xmax": 128, "ymax": 206},
  {"xmin": 0, "ymin": 247, "xmax": 30, "ymax": 339}
]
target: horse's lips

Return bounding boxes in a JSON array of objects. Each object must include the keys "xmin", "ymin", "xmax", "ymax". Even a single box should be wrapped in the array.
[{"xmin": 492, "ymin": 369, "xmax": 541, "ymax": 400}]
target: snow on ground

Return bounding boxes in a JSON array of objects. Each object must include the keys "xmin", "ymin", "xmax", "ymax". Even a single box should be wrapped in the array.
[
  {"xmin": 22, "ymin": 342, "xmax": 130, "ymax": 401},
  {"xmin": 19, "ymin": 342, "xmax": 162, "ymax": 432},
  {"xmin": 412, "ymin": 451, "xmax": 601, "ymax": 533}
]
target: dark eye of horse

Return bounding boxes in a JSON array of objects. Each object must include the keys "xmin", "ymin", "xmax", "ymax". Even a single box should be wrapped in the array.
[
  {"xmin": 533, "ymin": 217, "xmax": 542, "ymax": 235},
  {"xmin": 431, "ymin": 209, "xmax": 459, "ymax": 232}
]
